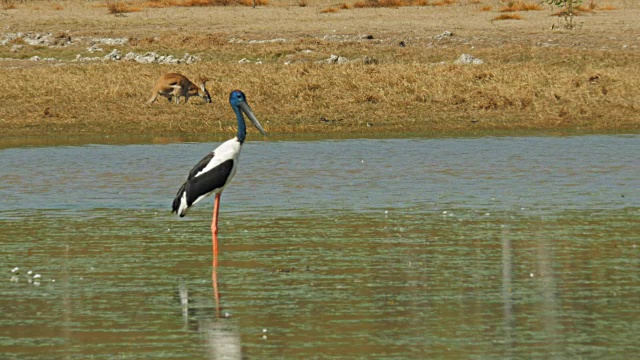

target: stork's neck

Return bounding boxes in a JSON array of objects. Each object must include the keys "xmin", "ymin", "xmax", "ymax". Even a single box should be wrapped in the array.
[{"xmin": 233, "ymin": 105, "xmax": 247, "ymax": 144}]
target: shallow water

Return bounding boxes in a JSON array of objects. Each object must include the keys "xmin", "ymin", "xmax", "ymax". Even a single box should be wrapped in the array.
[{"xmin": 1, "ymin": 135, "xmax": 638, "ymax": 359}]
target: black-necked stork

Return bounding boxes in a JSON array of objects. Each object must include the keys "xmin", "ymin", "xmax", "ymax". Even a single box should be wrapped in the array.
[{"xmin": 172, "ymin": 90, "xmax": 267, "ymax": 267}]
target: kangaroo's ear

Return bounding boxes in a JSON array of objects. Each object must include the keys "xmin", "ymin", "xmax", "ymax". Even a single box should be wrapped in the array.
[{"xmin": 198, "ymin": 76, "xmax": 210, "ymax": 86}]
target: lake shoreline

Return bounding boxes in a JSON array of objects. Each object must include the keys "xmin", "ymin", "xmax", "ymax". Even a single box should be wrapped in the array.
[{"xmin": 2, "ymin": 129, "xmax": 638, "ymax": 149}]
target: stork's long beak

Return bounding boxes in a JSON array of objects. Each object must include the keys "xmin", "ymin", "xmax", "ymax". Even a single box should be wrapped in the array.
[{"xmin": 239, "ymin": 102, "xmax": 267, "ymax": 136}]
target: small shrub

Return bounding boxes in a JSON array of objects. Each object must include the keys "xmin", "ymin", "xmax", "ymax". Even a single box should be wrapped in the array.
[{"xmin": 546, "ymin": 0, "xmax": 583, "ymax": 29}]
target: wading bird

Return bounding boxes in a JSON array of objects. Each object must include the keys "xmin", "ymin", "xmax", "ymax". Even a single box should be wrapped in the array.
[{"xmin": 172, "ymin": 90, "xmax": 267, "ymax": 267}]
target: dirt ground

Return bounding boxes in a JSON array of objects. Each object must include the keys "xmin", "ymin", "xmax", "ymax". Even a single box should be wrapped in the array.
[
  {"xmin": 0, "ymin": 0, "xmax": 639, "ymax": 138},
  {"xmin": 2, "ymin": 0, "xmax": 638, "ymax": 50}
]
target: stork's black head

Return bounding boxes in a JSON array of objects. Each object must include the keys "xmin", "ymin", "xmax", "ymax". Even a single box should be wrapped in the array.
[
  {"xmin": 229, "ymin": 90, "xmax": 267, "ymax": 137},
  {"xmin": 229, "ymin": 90, "xmax": 247, "ymax": 107}
]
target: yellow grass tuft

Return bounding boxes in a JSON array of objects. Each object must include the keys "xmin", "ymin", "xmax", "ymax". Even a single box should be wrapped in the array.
[
  {"xmin": 494, "ymin": 13, "xmax": 522, "ymax": 20},
  {"xmin": 340, "ymin": 2, "xmax": 352, "ymax": 9},
  {"xmin": 431, "ymin": 0, "xmax": 455, "ymax": 6},
  {"xmin": 142, "ymin": 0, "xmax": 171, "ymax": 8},
  {"xmin": 353, "ymin": 0, "xmax": 400, "ymax": 7},
  {"xmin": 500, "ymin": 1, "xmax": 542, "ymax": 12},
  {"xmin": 576, "ymin": 5, "xmax": 595, "ymax": 13},
  {"xmin": 180, "ymin": 0, "xmax": 214, "ymax": 6},
  {"xmin": 51, "ymin": 3, "xmax": 64, "ymax": 10},
  {"xmin": 141, "ymin": 0, "xmax": 267, "ymax": 8},
  {"xmin": 320, "ymin": 6, "xmax": 339, "ymax": 12},
  {"xmin": 480, "ymin": 5, "xmax": 491, "ymax": 11},
  {"xmin": 106, "ymin": 1, "xmax": 142, "ymax": 14},
  {"xmin": 2, "ymin": 0, "xmax": 16, "ymax": 10},
  {"xmin": 353, "ymin": 0, "xmax": 451, "ymax": 7}
]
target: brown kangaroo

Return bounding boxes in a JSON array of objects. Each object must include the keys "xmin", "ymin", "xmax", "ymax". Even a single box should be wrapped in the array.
[{"xmin": 148, "ymin": 73, "xmax": 212, "ymax": 104}]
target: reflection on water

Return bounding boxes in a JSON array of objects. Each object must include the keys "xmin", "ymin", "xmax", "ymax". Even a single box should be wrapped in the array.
[
  {"xmin": 0, "ymin": 135, "xmax": 638, "ymax": 359},
  {"xmin": 178, "ymin": 278, "xmax": 242, "ymax": 360}
]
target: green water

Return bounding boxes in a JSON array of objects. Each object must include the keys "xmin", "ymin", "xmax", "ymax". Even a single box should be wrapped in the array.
[{"xmin": 1, "ymin": 136, "xmax": 638, "ymax": 359}]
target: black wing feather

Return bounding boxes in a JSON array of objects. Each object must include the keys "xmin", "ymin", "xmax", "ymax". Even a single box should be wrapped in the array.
[
  {"xmin": 187, "ymin": 152, "xmax": 215, "ymax": 180},
  {"xmin": 185, "ymin": 159, "xmax": 234, "ymax": 207},
  {"xmin": 172, "ymin": 182, "xmax": 187, "ymax": 214}
]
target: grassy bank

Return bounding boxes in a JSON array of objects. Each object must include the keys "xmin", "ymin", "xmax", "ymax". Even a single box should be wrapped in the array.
[{"xmin": 1, "ymin": 0, "xmax": 639, "ymax": 137}]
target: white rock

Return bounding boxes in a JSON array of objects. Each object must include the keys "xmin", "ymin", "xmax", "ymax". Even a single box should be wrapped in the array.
[
  {"xmin": 434, "ymin": 31, "xmax": 453, "ymax": 40},
  {"xmin": 454, "ymin": 53, "xmax": 484, "ymax": 65}
]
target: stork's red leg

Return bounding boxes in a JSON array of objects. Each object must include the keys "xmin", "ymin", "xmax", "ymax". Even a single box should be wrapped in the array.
[
  {"xmin": 212, "ymin": 264, "xmax": 221, "ymax": 318},
  {"xmin": 211, "ymin": 193, "xmax": 222, "ymax": 316},
  {"xmin": 211, "ymin": 193, "xmax": 221, "ymax": 268}
]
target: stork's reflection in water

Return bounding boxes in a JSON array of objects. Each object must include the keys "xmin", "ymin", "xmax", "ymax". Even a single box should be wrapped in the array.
[{"xmin": 177, "ymin": 270, "xmax": 242, "ymax": 360}]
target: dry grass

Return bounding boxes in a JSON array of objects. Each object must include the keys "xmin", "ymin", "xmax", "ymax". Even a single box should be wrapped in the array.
[
  {"xmin": 431, "ymin": 0, "xmax": 455, "ymax": 6},
  {"xmin": 353, "ymin": 0, "xmax": 406, "ymax": 8},
  {"xmin": 576, "ymin": 5, "xmax": 596, "ymax": 13},
  {"xmin": 320, "ymin": 6, "xmax": 338, "ymax": 12},
  {"xmin": 106, "ymin": 0, "xmax": 142, "ymax": 14},
  {"xmin": 500, "ymin": 1, "xmax": 542, "ymax": 12},
  {"xmin": 351, "ymin": 0, "xmax": 455, "ymax": 7},
  {"xmin": 2, "ymin": 45, "xmax": 638, "ymax": 137},
  {"xmin": 139, "ymin": 0, "xmax": 266, "ymax": 8},
  {"xmin": 493, "ymin": 12, "xmax": 522, "ymax": 20},
  {"xmin": 0, "ymin": 0, "xmax": 638, "ymax": 137},
  {"xmin": 1, "ymin": 0, "xmax": 16, "ymax": 10}
]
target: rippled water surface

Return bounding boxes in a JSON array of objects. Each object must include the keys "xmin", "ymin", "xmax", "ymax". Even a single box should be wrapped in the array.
[{"xmin": 1, "ymin": 135, "xmax": 638, "ymax": 359}]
